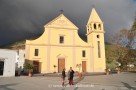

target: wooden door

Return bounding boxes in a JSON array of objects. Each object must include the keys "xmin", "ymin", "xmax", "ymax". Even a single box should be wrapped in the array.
[
  {"xmin": 33, "ymin": 61, "xmax": 39, "ymax": 74},
  {"xmin": 58, "ymin": 58, "xmax": 65, "ymax": 73},
  {"xmin": 82, "ymin": 61, "xmax": 86, "ymax": 72}
]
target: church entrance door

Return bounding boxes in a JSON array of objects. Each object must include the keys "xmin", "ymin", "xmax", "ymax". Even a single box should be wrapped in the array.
[
  {"xmin": 33, "ymin": 61, "xmax": 39, "ymax": 74},
  {"xmin": 82, "ymin": 61, "xmax": 86, "ymax": 72},
  {"xmin": 58, "ymin": 58, "xmax": 65, "ymax": 73}
]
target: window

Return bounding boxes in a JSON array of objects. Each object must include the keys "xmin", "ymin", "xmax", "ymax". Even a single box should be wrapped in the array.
[
  {"xmin": 98, "ymin": 41, "xmax": 101, "ymax": 58},
  {"xmin": 94, "ymin": 23, "xmax": 96, "ymax": 29},
  {"xmin": 88, "ymin": 29, "xmax": 89, "ymax": 32},
  {"xmin": 59, "ymin": 36, "xmax": 64, "ymax": 44},
  {"xmin": 98, "ymin": 24, "xmax": 101, "ymax": 30},
  {"xmin": 82, "ymin": 50, "xmax": 86, "ymax": 57},
  {"xmin": 87, "ymin": 26, "xmax": 89, "ymax": 32},
  {"xmin": 34, "ymin": 49, "xmax": 39, "ymax": 56},
  {"xmin": 97, "ymin": 35, "xmax": 100, "ymax": 38}
]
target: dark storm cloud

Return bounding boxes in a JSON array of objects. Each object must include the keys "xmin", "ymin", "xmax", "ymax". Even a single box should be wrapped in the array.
[{"xmin": 0, "ymin": 0, "xmax": 136, "ymax": 46}]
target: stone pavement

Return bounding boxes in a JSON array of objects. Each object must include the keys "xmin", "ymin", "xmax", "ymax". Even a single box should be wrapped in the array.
[{"xmin": 0, "ymin": 72, "xmax": 136, "ymax": 90}]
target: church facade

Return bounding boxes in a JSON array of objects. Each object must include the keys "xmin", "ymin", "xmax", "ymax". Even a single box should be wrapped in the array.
[{"xmin": 25, "ymin": 8, "xmax": 106, "ymax": 73}]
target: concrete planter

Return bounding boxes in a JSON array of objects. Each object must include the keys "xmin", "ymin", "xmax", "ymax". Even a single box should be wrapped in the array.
[
  {"xmin": 28, "ymin": 72, "xmax": 32, "ymax": 77},
  {"xmin": 106, "ymin": 71, "xmax": 110, "ymax": 75},
  {"xmin": 105, "ymin": 69, "xmax": 110, "ymax": 75},
  {"xmin": 117, "ymin": 70, "xmax": 121, "ymax": 74}
]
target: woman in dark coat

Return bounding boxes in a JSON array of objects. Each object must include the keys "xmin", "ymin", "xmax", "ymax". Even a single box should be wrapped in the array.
[
  {"xmin": 68, "ymin": 67, "xmax": 74, "ymax": 85},
  {"xmin": 61, "ymin": 68, "xmax": 66, "ymax": 86}
]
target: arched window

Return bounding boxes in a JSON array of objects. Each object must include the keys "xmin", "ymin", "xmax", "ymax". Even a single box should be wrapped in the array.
[
  {"xmin": 98, "ymin": 24, "xmax": 101, "ymax": 30},
  {"xmin": 87, "ymin": 26, "xmax": 90, "ymax": 32},
  {"xmin": 94, "ymin": 23, "xmax": 96, "ymax": 29},
  {"xmin": 97, "ymin": 35, "xmax": 100, "ymax": 38},
  {"xmin": 88, "ymin": 29, "xmax": 89, "ymax": 32}
]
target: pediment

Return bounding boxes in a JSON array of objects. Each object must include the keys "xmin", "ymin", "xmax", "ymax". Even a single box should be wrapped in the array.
[
  {"xmin": 45, "ymin": 14, "xmax": 78, "ymax": 30},
  {"xmin": 57, "ymin": 54, "xmax": 67, "ymax": 58},
  {"xmin": 87, "ymin": 8, "xmax": 102, "ymax": 25}
]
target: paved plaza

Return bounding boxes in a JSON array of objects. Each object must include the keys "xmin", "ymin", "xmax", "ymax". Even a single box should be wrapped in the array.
[{"xmin": 0, "ymin": 72, "xmax": 136, "ymax": 90}]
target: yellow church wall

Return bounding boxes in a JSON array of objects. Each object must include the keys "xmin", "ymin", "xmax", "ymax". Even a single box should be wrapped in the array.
[
  {"xmin": 25, "ymin": 45, "xmax": 48, "ymax": 73},
  {"xmin": 25, "ymin": 45, "xmax": 94, "ymax": 73},
  {"xmin": 46, "ymin": 46, "xmax": 93, "ymax": 73},
  {"xmin": 48, "ymin": 46, "xmax": 74, "ymax": 73},
  {"xmin": 74, "ymin": 30, "xmax": 92, "ymax": 46},
  {"xmin": 26, "ymin": 28, "xmax": 49, "ymax": 45},
  {"xmin": 48, "ymin": 28, "xmax": 75, "ymax": 45},
  {"xmin": 74, "ymin": 47, "xmax": 93, "ymax": 72},
  {"xmin": 25, "ymin": 45, "xmax": 30, "ymax": 60}
]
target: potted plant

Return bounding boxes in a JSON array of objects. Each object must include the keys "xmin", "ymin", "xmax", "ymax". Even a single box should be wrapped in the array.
[
  {"xmin": 76, "ymin": 64, "xmax": 82, "ymax": 78},
  {"xmin": 53, "ymin": 65, "xmax": 57, "ymax": 73},
  {"xmin": 24, "ymin": 63, "xmax": 34, "ymax": 77}
]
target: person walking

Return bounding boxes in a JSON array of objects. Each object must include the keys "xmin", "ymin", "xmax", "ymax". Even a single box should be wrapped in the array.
[
  {"xmin": 68, "ymin": 67, "xmax": 75, "ymax": 85},
  {"xmin": 61, "ymin": 68, "xmax": 66, "ymax": 86}
]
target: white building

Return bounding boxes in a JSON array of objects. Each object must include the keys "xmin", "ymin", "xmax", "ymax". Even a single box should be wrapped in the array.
[
  {"xmin": 0, "ymin": 49, "xmax": 25, "ymax": 77},
  {"xmin": 17, "ymin": 50, "xmax": 25, "ymax": 68},
  {"xmin": 0, "ymin": 49, "xmax": 17, "ymax": 77}
]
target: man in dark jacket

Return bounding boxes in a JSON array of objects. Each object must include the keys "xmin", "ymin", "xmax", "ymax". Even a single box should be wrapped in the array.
[{"xmin": 68, "ymin": 67, "xmax": 74, "ymax": 85}]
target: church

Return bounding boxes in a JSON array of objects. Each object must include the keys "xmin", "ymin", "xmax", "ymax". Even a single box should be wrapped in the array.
[{"xmin": 25, "ymin": 8, "xmax": 106, "ymax": 73}]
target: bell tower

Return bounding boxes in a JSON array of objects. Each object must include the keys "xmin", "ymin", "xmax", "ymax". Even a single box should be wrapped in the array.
[{"xmin": 87, "ymin": 8, "xmax": 106, "ymax": 72}]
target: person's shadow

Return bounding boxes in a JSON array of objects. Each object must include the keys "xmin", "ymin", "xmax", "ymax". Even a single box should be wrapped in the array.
[
  {"xmin": 73, "ymin": 76, "xmax": 85, "ymax": 85},
  {"xmin": 121, "ymin": 82, "xmax": 136, "ymax": 90},
  {"xmin": 63, "ymin": 76, "xmax": 85, "ymax": 87},
  {"xmin": 0, "ymin": 83, "xmax": 19, "ymax": 90}
]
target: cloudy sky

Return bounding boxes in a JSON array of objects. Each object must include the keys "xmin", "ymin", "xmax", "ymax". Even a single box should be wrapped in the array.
[{"xmin": 0, "ymin": 0, "xmax": 136, "ymax": 46}]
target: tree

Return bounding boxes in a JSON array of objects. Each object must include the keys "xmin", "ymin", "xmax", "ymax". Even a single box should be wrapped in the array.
[
  {"xmin": 105, "ymin": 45, "xmax": 119, "ymax": 69},
  {"xmin": 24, "ymin": 63, "xmax": 34, "ymax": 77},
  {"xmin": 107, "ymin": 15, "xmax": 136, "ymax": 70},
  {"xmin": 105, "ymin": 43, "xmax": 128, "ymax": 70},
  {"xmin": 127, "ymin": 15, "xmax": 136, "ymax": 49}
]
